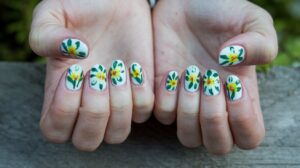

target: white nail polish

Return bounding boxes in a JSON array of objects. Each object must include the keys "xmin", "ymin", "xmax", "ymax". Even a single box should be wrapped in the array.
[
  {"xmin": 226, "ymin": 75, "xmax": 242, "ymax": 101},
  {"xmin": 219, "ymin": 45, "xmax": 245, "ymax": 66},
  {"xmin": 66, "ymin": 64, "xmax": 84, "ymax": 90},
  {"xmin": 110, "ymin": 60, "xmax": 126, "ymax": 86},
  {"xmin": 90, "ymin": 64, "xmax": 107, "ymax": 91},
  {"xmin": 184, "ymin": 65, "xmax": 201, "ymax": 92},
  {"xmin": 61, "ymin": 38, "xmax": 88, "ymax": 59}
]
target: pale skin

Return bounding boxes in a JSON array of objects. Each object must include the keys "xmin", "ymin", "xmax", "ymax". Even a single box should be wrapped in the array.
[{"xmin": 29, "ymin": 0, "xmax": 278, "ymax": 154}]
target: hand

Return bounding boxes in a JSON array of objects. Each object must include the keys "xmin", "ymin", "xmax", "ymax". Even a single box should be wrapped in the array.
[
  {"xmin": 30, "ymin": 0, "xmax": 154, "ymax": 151},
  {"xmin": 153, "ymin": 0, "xmax": 278, "ymax": 154}
]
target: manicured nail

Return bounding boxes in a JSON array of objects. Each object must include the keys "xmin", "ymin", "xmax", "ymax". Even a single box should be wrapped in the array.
[
  {"xmin": 66, "ymin": 64, "xmax": 84, "ymax": 90},
  {"xmin": 219, "ymin": 45, "xmax": 245, "ymax": 66},
  {"xmin": 203, "ymin": 69, "xmax": 220, "ymax": 96},
  {"xmin": 90, "ymin": 64, "xmax": 107, "ymax": 91},
  {"xmin": 61, "ymin": 38, "xmax": 88, "ymax": 58},
  {"xmin": 165, "ymin": 71, "xmax": 179, "ymax": 91},
  {"xmin": 110, "ymin": 60, "xmax": 126, "ymax": 86},
  {"xmin": 130, "ymin": 62, "xmax": 143, "ymax": 85},
  {"xmin": 226, "ymin": 75, "xmax": 242, "ymax": 101},
  {"xmin": 184, "ymin": 65, "xmax": 201, "ymax": 92}
]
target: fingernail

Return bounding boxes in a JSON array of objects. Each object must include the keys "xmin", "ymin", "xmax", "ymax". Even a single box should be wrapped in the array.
[
  {"xmin": 130, "ymin": 62, "xmax": 143, "ymax": 86},
  {"xmin": 61, "ymin": 38, "xmax": 88, "ymax": 59},
  {"xmin": 184, "ymin": 65, "xmax": 201, "ymax": 92},
  {"xmin": 203, "ymin": 69, "xmax": 220, "ymax": 96},
  {"xmin": 219, "ymin": 45, "xmax": 245, "ymax": 66},
  {"xmin": 226, "ymin": 75, "xmax": 242, "ymax": 101},
  {"xmin": 66, "ymin": 64, "xmax": 84, "ymax": 90},
  {"xmin": 165, "ymin": 71, "xmax": 179, "ymax": 91},
  {"xmin": 110, "ymin": 60, "xmax": 126, "ymax": 86},
  {"xmin": 90, "ymin": 64, "xmax": 107, "ymax": 91}
]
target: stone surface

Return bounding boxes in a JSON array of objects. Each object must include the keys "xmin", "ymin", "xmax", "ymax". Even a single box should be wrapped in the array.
[{"xmin": 0, "ymin": 63, "xmax": 299, "ymax": 168}]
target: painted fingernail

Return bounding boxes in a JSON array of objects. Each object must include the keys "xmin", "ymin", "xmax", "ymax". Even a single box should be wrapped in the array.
[
  {"xmin": 226, "ymin": 75, "xmax": 242, "ymax": 101},
  {"xmin": 90, "ymin": 64, "xmax": 107, "ymax": 91},
  {"xmin": 110, "ymin": 60, "xmax": 126, "ymax": 86},
  {"xmin": 61, "ymin": 38, "xmax": 88, "ymax": 59},
  {"xmin": 165, "ymin": 71, "xmax": 179, "ymax": 91},
  {"xmin": 203, "ymin": 69, "xmax": 220, "ymax": 96},
  {"xmin": 184, "ymin": 65, "xmax": 201, "ymax": 92},
  {"xmin": 66, "ymin": 64, "xmax": 84, "ymax": 90},
  {"xmin": 219, "ymin": 45, "xmax": 245, "ymax": 66},
  {"xmin": 130, "ymin": 62, "xmax": 143, "ymax": 85}
]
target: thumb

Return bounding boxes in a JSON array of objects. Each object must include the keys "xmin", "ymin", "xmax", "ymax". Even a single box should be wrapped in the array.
[
  {"xmin": 29, "ymin": 1, "xmax": 89, "ymax": 59},
  {"xmin": 218, "ymin": 5, "xmax": 278, "ymax": 67}
]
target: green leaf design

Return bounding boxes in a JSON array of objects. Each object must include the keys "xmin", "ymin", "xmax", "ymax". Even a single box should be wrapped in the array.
[
  {"xmin": 230, "ymin": 46, "xmax": 234, "ymax": 52},
  {"xmin": 185, "ymin": 76, "xmax": 189, "ymax": 81},
  {"xmin": 209, "ymin": 89, "xmax": 214, "ymax": 95},
  {"xmin": 113, "ymin": 61, "xmax": 117, "ymax": 69},
  {"xmin": 112, "ymin": 78, "xmax": 117, "ymax": 85},
  {"xmin": 166, "ymin": 85, "xmax": 171, "ymax": 90},
  {"xmin": 99, "ymin": 84, "xmax": 103, "ymax": 90},
  {"xmin": 75, "ymin": 41, "xmax": 80, "ymax": 49},
  {"xmin": 62, "ymin": 43, "xmax": 68, "ymax": 52},
  {"xmin": 194, "ymin": 84, "xmax": 197, "ymax": 89},
  {"xmin": 220, "ymin": 55, "xmax": 229, "ymax": 59},
  {"xmin": 229, "ymin": 77, "xmax": 233, "ymax": 82},
  {"xmin": 231, "ymin": 92, "xmax": 236, "ymax": 100},
  {"xmin": 78, "ymin": 52, "xmax": 86, "ymax": 57},
  {"xmin": 99, "ymin": 65, "xmax": 103, "ymax": 71},
  {"xmin": 132, "ymin": 64, "xmax": 136, "ymax": 71},
  {"xmin": 67, "ymin": 39, "xmax": 72, "ymax": 46},
  {"xmin": 118, "ymin": 62, "xmax": 123, "ymax": 67},
  {"xmin": 213, "ymin": 73, "xmax": 219, "ymax": 77},
  {"xmin": 172, "ymin": 72, "xmax": 175, "ymax": 79},
  {"xmin": 175, "ymin": 76, "xmax": 179, "ymax": 80},
  {"xmin": 90, "ymin": 74, "xmax": 96, "ymax": 78},
  {"xmin": 220, "ymin": 61, "xmax": 229, "ymax": 65},
  {"xmin": 238, "ymin": 48, "xmax": 244, "ymax": 57},
  {"xmin": 215, "ymin": 86, "xmax": 220, "ymax": 92},
  {"xmin": 67, "ymin": 76, "xmax": 73, "ymax": 83},
  {"xmin": 237, "ymin": 87, "xmax": 241, "ymax": 92},
  {"xmin": 186, "ymin": 70, "xmax": 190, "ymax": 76},
  {"xmin": 207, "ymin": 70, "xmax": 212, "ymax": 77},
  {"xmin": 117, "ymin": 77, "xmax": 123, "ymax": 82},
  {"xmin": 91, "ymin": 68, "xmax": 98, "ymax": 72},
  {"xmin": 135, "ymin": 77, "xmax": 142, "ymax": 84},
  {"xmin": 188, "ymin": 82, "xmax": 193, "ymax": 89},
  {"xmin": 238, "ymin": 56, "xmax": 243, "ymax": 61}
]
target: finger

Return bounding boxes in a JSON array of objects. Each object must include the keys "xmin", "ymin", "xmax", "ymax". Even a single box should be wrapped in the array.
[
  {"xmin": 72, "ymin": 64, "xmax": 109, "ymax": 151},
  {"xmin": 218, "ymin": 7, "xmax": 278, "ymax": 66},
  {"xmin": 129, "ymin": 63, "xmax": 154, "ymax": 123},
  {"xmin": 154, "ymin": 71, "xmax": 179, "ymax": 125},
  {"xmin": 40, "ymin": 64, "xmax": 84, "ymax": 143},
  {"xmin": 200, "ymin": 70, "xmax": 233, "ymax": 155},
  {"xmin": 29, "ymin": 0, "xmax": 89, "ymax": 59},
  {"xmin": 226, "ymin": 75, "xmax": 265, "ymax": 149},
  {"xmin": 177, "ymin": 65, "xmax": 202, "ymax": 148},
  {"xmin": 104, "ymin": 60, "xmax": 132, "ymax": 144}
]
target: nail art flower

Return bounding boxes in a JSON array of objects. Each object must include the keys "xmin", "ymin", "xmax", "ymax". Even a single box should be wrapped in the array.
[
  {"xmin": 226, "ymin": 75, "xmax": 242, "ymax": 101},
  {"xmin": 110, "ymin": 60, "xmax": 126, "ymax": 86},
  {"xmin": 203, "ymin": 69, "xmax": 220, "ymax": 96},
  {"xmin": 130, "ymin": 63, "xmax": 143, "ymax": 85},
  {"xmin": 219, "ymin": 45, "xmax": 245, "ymax": 66},
  {"xmin": 61, "ymin": 38, "xmax": 88, "ymax": 58},
  {"xmin": 90, "ymin": 64, "xmax": 107, "ymax": 91},
  {"xmin": 166, "ymin": 71, "xmax": 179, "ymax": 91},
  {"xmin": 66, "ymin": 64, "xmax": 83, "ymax": 90},
  {"xmin": 185, "ymin": 65, "xmax": 201, "ymax": 92}
]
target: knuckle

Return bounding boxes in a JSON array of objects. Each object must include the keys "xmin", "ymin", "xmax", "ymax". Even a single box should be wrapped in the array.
[
  {"xmin": 201, "ymin": 112, "xmax": 228, "ymax": 125},
  {"xmin": 111, "ymin": 102, "xmax": 132, "ymax": 114},
  {"xmin": 133, "ymin": 99, "xmax": 154, "ymax": 114},
  {"xmin": 229, "ymin": 112, "xmax": 253, "ymax": 126},
  {"xmin": 40, "ymin": 122, "xmax": 69, "ymax": 143},
  {"xmin": 79, "ymin": 107, "xmax": 110, "ymax": 120}
]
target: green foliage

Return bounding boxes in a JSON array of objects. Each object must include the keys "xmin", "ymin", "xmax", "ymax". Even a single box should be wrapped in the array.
[
  {"xmin": 0, "ymin": 0, "xmax": 41, "ymax": 62},
  {"xmin": 251, "ymin": 0, "xmax": 300, "ymax": 71},
  {"xmin": 0, "ymin": 0, "xmax": 299, "ymax": 70}
]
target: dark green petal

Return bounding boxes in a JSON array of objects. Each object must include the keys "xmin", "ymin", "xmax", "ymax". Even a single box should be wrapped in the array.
[
  {"xmin": 90, "ymin": 74, "xmax": 96, "ymax": 78},
  {"xmin": 166, "ymin": 85, "xmax": 171, "ymax": 90},
  {"xmin": 172, "ymin": 72, "xmax": 176, "ymax": 79},
  {"xmin": 237, "ymin": 87, "xmax": 241, "ymax": 92},
  {"xmin": 99, "ymin": 65, "xmax": 103, "ymax": 71},
  {"xmin": 118, "ymin": 63, "xmax": 123, "ymax": 67},
  {"xmin": 185, "ymin": 76, "xmax": 189, "ymax": 81},
  {"xmin": 112, "ymin": 79, "xmax": 117, "ymax": 85},
  {"xmin": 231, "ymin": 92, "xmax": 236, "ymax": 100},
  {"xmin": 188, "ymin": 82, "xmax": 193, "ymax": 89},
  {"xmin": 220, "ymin": 55, "xmax": 229, "ymax": 60},
  {"xmin": 67, "ymin": 76, "xmax": 73, "ymax": 83},
  {"xmin": 91, "ymin": 68, "xmax": 98, "ymax": 72},
  {"xmin": 78, "ymin": 52, "xmax": 86, "ymax": 57},
  {"xmin": 209, "ymin": 89, "xmax": 214, "ymax": 95},
  {"xmin": 62, "ymin": 43, "xmax": 68, "ymax": 52},
  {"xmin": 220, "ymin": 61, "xmax": 229, "ymax": 66},
  {"xmin": 207, "ymin": 70, "xmax": 212, "ymax": 77},
  {"xmin": 113, "ymin": 61, "xmax": 117, "ymax": 69},
  {"xmin": 238, "ymin": 48, "xmax": 244, "ymax": 57},
  {"xmin": 75, "ymin": 41, "xmax": 80, "ymax": 49},
  {"xmin": 67, "ymin": 39, "xmax": 72, "ymax": 46},
  {"xmin": 213, "ymin": 73, "xmax": 219, "ymax": 78},
  {"xmin": 99, "ymin": 84, "xmax": 103, "ymax": 90},
  {"xmin": 186, "ymin": 70, "xmax": 190, "ymax": 75}
]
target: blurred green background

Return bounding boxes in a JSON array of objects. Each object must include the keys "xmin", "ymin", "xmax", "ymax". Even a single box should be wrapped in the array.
[{"xmin": 0, "ymin": 0, "xmax": 300, "ymax": 71}]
